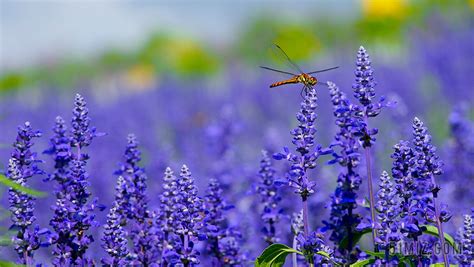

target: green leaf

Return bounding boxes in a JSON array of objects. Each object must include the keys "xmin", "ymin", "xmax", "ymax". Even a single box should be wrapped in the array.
[
  {"xmin": 0, "ymin": 235, "xmax": 12, "ymax": 246},
  {"xmin": 255, "ymin": 243, "xmax": 302, "ymax": 267},
  {"xmin": 421, "ymin": 225, "xmax": 459, "ymax": 253},
  {"xmin": 339, "ymin": 228, "xmax": 372, "ymax": 250},
  {"xmin": 0, "ymin": 261, "xmax": 25, "ymax": 267},
  {"xmin": 350, "ymin": 259, "xmax": 375, "ymax": 267},
  {"xmin": 0, "ymin": 174, "xmax": 46, "ymax": 197},
  {"xmin": 429, "ymin": 264, "xmax": 458, "ymax": 267}
]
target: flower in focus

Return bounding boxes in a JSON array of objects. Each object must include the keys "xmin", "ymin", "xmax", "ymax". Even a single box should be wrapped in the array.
[
  {"xmin": 273, "ymin": 87, "xmax": 330, "ymax": 199},
  {"xmin": 374, "ymin": 171, "xmax": 400, "ymax": 251}
]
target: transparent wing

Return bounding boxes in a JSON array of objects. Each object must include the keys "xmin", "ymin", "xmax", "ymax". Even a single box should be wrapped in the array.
[
  {"xmin": 268, "ymin": 44, "xmax": 305, "ymax": 74},
  {"xmin": 259, "ymin": 66, "xmax": 296, "ymax": 76},
  {"xmin": 307, "ymin": 66, "xmax": 339, "ymax": 75}
]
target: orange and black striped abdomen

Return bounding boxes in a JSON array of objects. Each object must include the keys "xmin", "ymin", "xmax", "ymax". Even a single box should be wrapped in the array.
[{"xmin": 270, "ymin": 76, "xmax": 300, "ymax": 88}]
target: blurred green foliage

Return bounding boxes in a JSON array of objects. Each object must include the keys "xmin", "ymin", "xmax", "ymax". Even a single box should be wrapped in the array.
[
  {"xmin": 0, "ymin": 0, "xmax": 471, "ymax": 92},
  {"xmin": 0, "ymin": 174, "xmax": 46, "ymax": 198}
]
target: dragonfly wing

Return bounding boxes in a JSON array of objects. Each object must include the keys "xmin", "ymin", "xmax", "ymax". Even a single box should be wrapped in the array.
[
  {"xmin": 260, "ymin": 66, "xmax": 296, "ymax": 76},
  {"xmin": 307, "ymin": 66, "xmax": 339, "ymax": 75},
  {"xmin": 272, "ymin": 44, "xmax": 305, "ymax": 74}
]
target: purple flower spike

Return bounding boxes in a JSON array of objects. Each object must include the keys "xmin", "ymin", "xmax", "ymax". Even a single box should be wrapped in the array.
[
  {"xmin": 352, "ymin": 46, "xmax": 376, "ymax": 108},
  {"xmin": 115, "ymin": 134, "xmax": 158, "ymax": 265},
  {"xmin": 11, "ymin": 121, "xmax": 43, "ymax": 180},
  {"xmin": 256, "ymin": 150, "xmax": 282, "ymax": 245},
  {"xmin": 324, "ymin": 82, "xmax": 362, "ymax": 261},
  {"xmin": 8, "ymin": 122, "xmax": 44, "ymax": 265},
  {"xmin": 8, "ymin": 159, "xmax": 41, "ymax": 265},
  {"xmin": 274, "ymin": 87, "xmax": 328, "ymax": 200},
  {"xmin": 47, "ymin": 95, "xmax": 100, "ymax": 266},
  {"xmin": 163, "ymin": 165, "xmax": 204, "ymax": 266},
  {"xmin": 203, "ymin": 178, "xmax": 245, "ymax": 265},
  {"xmin": 101, "ymin": 203, "xmax": 130, "ymax": 266},
  {"xmin": 375, "ymin": 171, "xmax": 400, "ymax": 251},
  {"xmin": 456, "ymin": 210, "xmax": 473, "ymax": 265},
  {"xmin": 71, "ymin": 94, "xmax": 99, "ymax": 150}
]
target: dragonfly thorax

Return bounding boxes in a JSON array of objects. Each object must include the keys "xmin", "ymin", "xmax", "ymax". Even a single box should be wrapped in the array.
[{"xmin": 298, "ymin": 73, "xmax": 317, "ymax": 86}]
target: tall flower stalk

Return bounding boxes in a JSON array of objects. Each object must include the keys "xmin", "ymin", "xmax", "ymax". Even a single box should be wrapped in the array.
[
  {"xmin": 46, "ymin": 95, "xmax": 101, "ymax": 266},
  {"xmin": 274, "ymin": 86, "xmax": 330, "ymax": 266},
  {"xmin": 114, "ymin": 134, "xmax": 157, "ymax": 265},
  {"xmin": 203, "ymin": 178, "xmax": 244, "ymax": 266},
  {"xmin": 325, "ymin": 81, "xmax": 362, "ymax": 262},
  {"xmin": 255, "ymin": 150, "xmax": 282, "ymax": 245},
  {"xmin": 352, "ymin": 46, "xmax": 386, "ymax": 250},
  {"xmin": 412, "ymin": 117, "xmax": 450, "ymax": 266},
  {"xmin": 375, "ymin": 171, "xmax": 400, "ymax": 264},
  {"xmin": 274, "ymin": 87, "xmax": 328, "ymax": 237},
  {"xmin": 8, "ymin": 122, "xmax": 45, "ymax": 265}
]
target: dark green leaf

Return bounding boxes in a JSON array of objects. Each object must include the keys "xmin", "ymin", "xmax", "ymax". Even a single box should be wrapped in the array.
[
  {"xmin": 339, "ymin": 228, "xmax": 372, "ymax": 250},
  {"xmin": 421, "ymin": 225, "xmax": 459, "ymax": 253},
  {"xmin": 0, "ymin": 174, "xmax": 46, "ymax": 197},
  {"xmin": 350, "ymin": 259, "xmax": 375, "ymax": 267},
  {"xmin": 255, "ymin": 243, "xmax": 302, "ymax": 267}
]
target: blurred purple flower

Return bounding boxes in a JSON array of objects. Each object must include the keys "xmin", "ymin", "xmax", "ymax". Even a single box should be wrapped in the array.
[{"xmin": 255, "ymin": 150, "xmax": 282, "ymax": 245}]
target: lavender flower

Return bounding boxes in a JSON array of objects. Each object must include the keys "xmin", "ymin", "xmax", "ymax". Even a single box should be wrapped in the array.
[
  {"xmin": 217, "ymin": 234, "xmax": 245, "ymax": 266},
  {"xmin": 296, "ymin": 231, "xmax": 334, "ymax": 265},
  {"xmin": 273, "ymin": 87, "xmax": 328, "ymax": 199},
  {"xmin": 71, "ymin": 94, "xmax": 98, "ymax": 150},
  {"xmin": 159, "ymin": 167, "xmax": 180, "ymax": 244},
  {"xmin": 46, "ymin": 95, "xmax": 100, "ymax": 266},
  {"xmin": 255, "ymin": 150, "xmax": 282, "ymax": 244},
  {"xmin": 11, "ymin": 121, "xmax": 43, "ymax": 181},
  {"xmin": 115, "ymin": 134, "xmax": 157, "ymax": 265},
  {"xmin": 163, "ymin": 165, "xmax": 203, "ymax": 266},
  {"xmin": 8, "ymin": 159, "xmax": 41, "ymax": 265},
  {"xmin": 412, "ymin": 117, "xmax": 450, "ymax": 265},
  {"xmin": 324, "ymin": 82, "xmax": 362, "ymax": 260},
  {"xmin": 101, "ymin": 203, "xmax": 129, "ymax": 266},
  {"xmin": 456, "ymin": 210, "xmax": 473, "ymax": 265},
  {"xmin": 374, "ymin": 171, "xmax": 400, "ymax": 251},
  {"xmin": 351, "ymin": 46, "xmax": 388, "ymax": 250},
  {"xmin": 391, "ymin": 141, "xmax": 422, "ymax": 240},
  {"xmin": 203, "ymin": 178, "xmax": 245, "ymax": 265},
  {"xmin": 44, "ymin": 116, "xmax": 72, "ymax": 183},
  {"xmin": 8, "ymin": 122, "xmax": 44, "ymax": 264}
]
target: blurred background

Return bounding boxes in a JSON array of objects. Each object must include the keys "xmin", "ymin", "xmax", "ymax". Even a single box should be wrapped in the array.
[{"xmin": 0, "ymin": 0, "xmax": 473, "ymax": 263}]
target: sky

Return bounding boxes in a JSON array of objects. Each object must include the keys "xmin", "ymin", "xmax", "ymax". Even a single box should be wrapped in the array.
[{"xmin": 0, "ymin": 1, "xmax": 356, "ymax": 71}]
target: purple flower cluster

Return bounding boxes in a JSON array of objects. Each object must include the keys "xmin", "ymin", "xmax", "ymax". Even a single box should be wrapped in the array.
[
  {"xmin": 273, "ymin": 87, "xmax": 329, "ymax": 200},
  {"xmin": 324, "ymin": 81, "xmax": 362, "ymax": 261},
  {"xmin": 1, "ymin": 41, "xmax": 472, "ymax": 266},
  {"xmin": 46, "ymin": 94, "xmax": 102, "ymax": 266},
  {"xmin": 7, "ymin": 122, "xmax": 46, "ymax": 265},
  {"xmin": 456, "ymin": 210, "xmax": 473, "ymax": 265},
  {"xmin": 114, "ymin": 134, "xmax": 158, "ymax": 265},
  {"xmin": 255, "ymin": 150, "xmax": 282, "ymax": 245},
  {"xmin": 374, "ymin": 171, "xmax": 400, "ymax": 251}
]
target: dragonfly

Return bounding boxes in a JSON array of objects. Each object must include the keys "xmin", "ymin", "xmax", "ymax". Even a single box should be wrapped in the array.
[{"xmin": 260, "ymin": 44, "xmax": 338, "ymax": 96}]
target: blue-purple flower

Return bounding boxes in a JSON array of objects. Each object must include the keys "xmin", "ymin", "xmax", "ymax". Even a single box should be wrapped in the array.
[
  {"xmin": 273, "ymin": 87, "xmax": 330, "ymax": 199},
  {"xmin": 374, "ymin": 171, "xmax": 400, "ymax": 251},
  {"xmin": 115, "ymin": 134, "xmax": 158, "ymax": 265},
  {"xmin": 101, "ymin": 203, "xmax": 130, "ymax": 266},
  {"xmin": 455, "ymin": 209, "xmax": 473, "ymax": 265},
  {"xmin": 255, "ymin": 150, "xmax": 282, "ymax": 244},
  {"xmin": 324, "ymin": 82, "xmax": 362, "ymax": 260},
  {"xmin": 8, "ymin": 122, "xmax": 46, "ymax": 264}
]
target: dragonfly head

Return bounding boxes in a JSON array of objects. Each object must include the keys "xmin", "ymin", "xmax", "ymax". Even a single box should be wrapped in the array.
[{"xmin": 306, "ymin": 75, "xmax": 317, "ymax": 86}]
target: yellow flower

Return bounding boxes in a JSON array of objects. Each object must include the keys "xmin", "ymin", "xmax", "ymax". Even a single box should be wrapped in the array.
[{"xmin": 362, "ymin": 0, "xmax": 407, "ymax": 19}]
